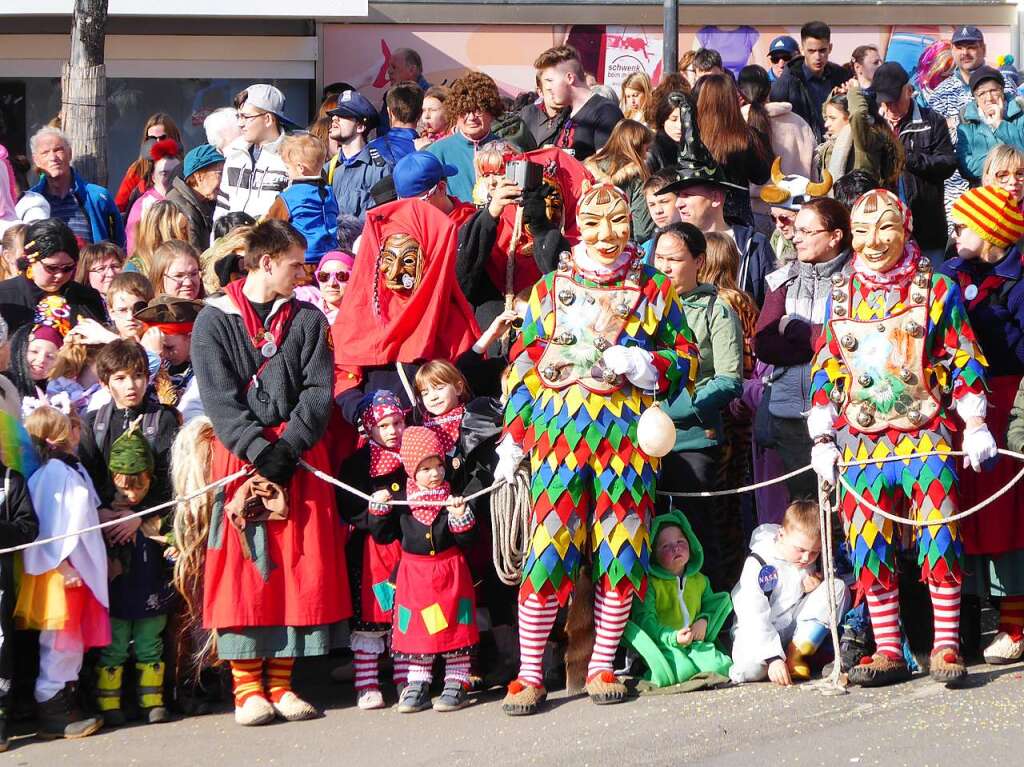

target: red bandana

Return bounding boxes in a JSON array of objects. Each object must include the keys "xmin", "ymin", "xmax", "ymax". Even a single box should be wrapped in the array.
[
  {"xmin": 954, "ymin": 270, "xmax": 1007, "ymax": 311},
  {"xmin": 423, "ymin": 406, "xmax": 465, "ymax": 456},
  {"xmin": 406, "ymin": 481, "xmax": 452, "ymax": 527},
  {"xmin": 369, "ymin": 444, "xmax": 403, "ymax": 477},
  {"xmin": 224, "ymin": 278, "xmax": 295, "ymax": 358}
]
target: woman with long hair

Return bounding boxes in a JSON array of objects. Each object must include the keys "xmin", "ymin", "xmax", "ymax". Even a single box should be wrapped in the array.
[
  {"xmin": 645, "ymin": 79, "xmax": 692, "ymax": 174},
  {"xmin": 619, "ymin": 71, "xmax": 654, "ymax": 127},
  {"xmin": 737, "ymin": 65, "xmax": 817, "ymax": 235},
  {"xmin": 693, "ymin": 73, "xmax": 774, "ymax": 227},
  {"xmin": 148, "ymin": 240, "xmax": 204, "ymax": 300},
  {"xmin": 816, "ymin": 85, "xmax": 903, "ymax": 190},
  {"xmin": 115, "ymin": 113, "xmax": 183, "ymax": 216},
  {"xmin": 584, "ymin": 119, "xmax": 655, "ymax": 242},
  {"xmin": 130, "ymin": 200, "xmax": 189, "ymax": 274},
  {"xmin": 851, "ymin": 45, "xmax": 882, "ymax": 90}
]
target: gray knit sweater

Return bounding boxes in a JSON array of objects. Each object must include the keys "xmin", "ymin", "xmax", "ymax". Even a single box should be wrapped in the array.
[{"xmin": 191, "ymin": 292, "xmax": 334, "ymax": 464}]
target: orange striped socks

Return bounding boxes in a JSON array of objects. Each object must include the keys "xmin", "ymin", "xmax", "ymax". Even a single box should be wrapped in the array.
[
  {"xmin": 230, "ymin": 659, "xmax": 265, "ymax": 706},
  {"xmin": 998, "ymin": 597, "xmax": 1024, "ymax": 640},
  {"xmin": 266, "ymin": 657, "xmax": 295, "ymax": 703}
]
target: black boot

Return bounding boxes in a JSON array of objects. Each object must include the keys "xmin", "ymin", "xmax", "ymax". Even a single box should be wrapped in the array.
[
  {"xmin": 0, "ymin": 710, "xmax": 8, "ymax": 752},
  {"xmin": 37, "ymin": 684, "xmax": 102, "ymax": 740}
]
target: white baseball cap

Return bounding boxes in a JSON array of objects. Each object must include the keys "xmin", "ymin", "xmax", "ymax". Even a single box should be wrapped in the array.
[{"xmin": 243, "ymin": 83, "xmax": 297, "ymax": 126}]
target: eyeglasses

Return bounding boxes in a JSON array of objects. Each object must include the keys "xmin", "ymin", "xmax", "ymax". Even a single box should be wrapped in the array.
[
  {"xmin": 315, "ymin": 269, "xmax": 350, "ymax": 285},
  {"xmin": 771, "ymin": 212, "xmax": 795, "ymax": 226},
  {"xmin": 38, "ymin": 261, "xmax": 75, "ymax": 276},
  {"xmin": 89, "ymin": 263, "xmax": 121, "ymax": 275},
  {"xmin": 795, "ymin": 228, "xmax": 830, "ymax": 238},
  {"xmin": 975, "ymin": 87, "xmax": 1004, "ymax": 100},
  {"xmin": 165, "ymin": 270, "xmax": 200, "ymax": 285},
  {"xmin": 236, "ymin": 111, "xmax": 266, "ymax": 123}
]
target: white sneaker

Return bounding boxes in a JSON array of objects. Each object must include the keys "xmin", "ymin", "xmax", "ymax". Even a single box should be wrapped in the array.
[
  {"xmin": 983, "ymin": 631, "xmax": 1024, "ymax": 665},
  {"xmin": 357, "ymin": 688, "xmax": 386, "ymax": 710},
  {"xmin": 234, "ymin": 695, "xmax": 275, "ymax": 726},
  {"xmin": 271, "ymin": 691, "xmax": 319, "ymax": 721}
]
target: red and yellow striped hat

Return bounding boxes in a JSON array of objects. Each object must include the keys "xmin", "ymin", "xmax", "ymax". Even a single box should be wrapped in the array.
[{"xmin": 951, "ymin": 185, "xmax": 1024, "ymax": 249}]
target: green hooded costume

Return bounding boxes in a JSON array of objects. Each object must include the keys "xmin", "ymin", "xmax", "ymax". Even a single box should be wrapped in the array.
[{"xmin": 622, "ymin": 510, "xmax": 733, "ymax": 688}]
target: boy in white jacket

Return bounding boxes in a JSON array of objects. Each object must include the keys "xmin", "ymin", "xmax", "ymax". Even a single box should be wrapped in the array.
[{"xmin": 729, "ymin": 500, "xmax": 849, "ymax": 685}]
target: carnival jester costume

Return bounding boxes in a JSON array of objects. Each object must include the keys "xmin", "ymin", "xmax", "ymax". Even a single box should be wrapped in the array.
[
  {"xmin": 808, "ymin": 189, "xmax": 996, "ymax": 687},
  {"xmin": 497, "ymin": 182, "xmax": 698, "ymax": 715}
]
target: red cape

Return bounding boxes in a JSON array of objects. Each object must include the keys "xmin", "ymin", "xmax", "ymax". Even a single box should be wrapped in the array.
[
  {"xmin": 487, "ymin": 147, "xmax": 594, "ymax": 295},
  {"xmin": 332, "ymin": 197, "xmax": 481, "ymax": 369}
]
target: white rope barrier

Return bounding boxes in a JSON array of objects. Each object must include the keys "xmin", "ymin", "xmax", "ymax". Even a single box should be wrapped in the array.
[
  {"xmin": 299, "ymin": 460, "xmax": 504, "ymax": 506},
  {"xmin": 656, "ymin": 463, "xmax": 814, "ymax": 497}
]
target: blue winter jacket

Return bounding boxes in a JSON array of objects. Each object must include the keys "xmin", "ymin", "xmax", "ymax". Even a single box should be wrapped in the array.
[
  {"xmin": 280, "ymin": 179, "xmax": 340, "ymax": 263},
  {"xmin": 30, "ymin": 169, "xmax": 125, "ymax": 247},
  {"xmin": 956, "ymin": 97, "xmax": 1024, "ymax": 185}
]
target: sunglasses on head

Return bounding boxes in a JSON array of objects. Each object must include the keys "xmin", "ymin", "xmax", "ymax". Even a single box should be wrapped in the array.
[
  {"xmin": 38, "ymin": 261, "xmax": 76, "ymax": 276},
  {"xmin": 316, "ymin": 269, "xmax": 350, "ymax": 284}
]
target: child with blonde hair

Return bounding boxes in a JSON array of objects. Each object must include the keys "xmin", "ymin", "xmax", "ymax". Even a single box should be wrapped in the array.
[
  {"xmin": 14, "ymin": 402, "xmax": 108, "ymax": 739},
  {"xmin": 265, "ymin": 133, "xmax": 340, "ymax": 263}
]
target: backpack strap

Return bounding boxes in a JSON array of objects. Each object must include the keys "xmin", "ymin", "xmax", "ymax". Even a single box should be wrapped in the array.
[
  {"xmin": 367, "ymin": 147, "xmax": 387, "ymax": 168},
  {"xmin": 93, "ymin": 401, "xmax": 114, "ymax": 441}
]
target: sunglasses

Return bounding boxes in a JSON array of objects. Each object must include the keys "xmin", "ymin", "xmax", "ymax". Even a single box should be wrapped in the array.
[
  {"xmin": 38, "ymin": 261, "xmax": 76, "ymax": 276},
  {"xmin": 148, "ymin": 133, "xmax": 169, "ymax": 142},
  {"xmin": 771, "ymin": 212, "xmax": 795, "ymax": 226},
  {"xmin": 316, "ymin": 269, "xmax": 350, "ymax": 285}
]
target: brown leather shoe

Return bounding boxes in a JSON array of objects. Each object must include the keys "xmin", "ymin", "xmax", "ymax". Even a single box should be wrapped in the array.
[
  {"xmin": 584, "ymin": 670, "xmax": 628, "ymax": 705},
  {"xmin": 847, "ymin": 653, "xmax": 912, "ymax": 687},
  {"xmin": 502, "ymin": 679, "xmax": 547, "ymax": 716},
  {"xmin": 929, "ymin": 648, "xmax": 967, "ymax": 687}
]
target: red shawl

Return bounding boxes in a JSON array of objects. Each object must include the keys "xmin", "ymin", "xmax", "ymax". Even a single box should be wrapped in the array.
[
  {"xmin": 486, "ymin": 147, "xmax": 594, "ymax": 295},
  {"xmin": 332, "ymin": 198, "xmax": 481, "ymax": 367}
]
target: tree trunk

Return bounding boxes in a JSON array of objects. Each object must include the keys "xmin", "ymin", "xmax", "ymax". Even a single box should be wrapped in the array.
[{"xmin": 61, "ymin": 0, "xmax": 108, "ymax": 186}]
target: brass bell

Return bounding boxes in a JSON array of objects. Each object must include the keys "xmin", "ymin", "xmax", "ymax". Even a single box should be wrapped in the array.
[
  {"xmin": 918, "ymin": 257, "xmax": 932, "ymax": 271},
  {"xmin": 553, "ymin": 331, "xmax": 576, "ymax": 345},
  {"xmin": 831, "ymin": 289, "xmax": 845, "ymax": 302},
  {"xmin": 857, "ymin": 410, "xmax": 875, "ymax": 428},
  {"xmin": 557, "ymin": 289, "xmax": 575, "ymax": 306},
  {"xmin": 829, "ymin": 387, "xmax": 845, "ymax": 404},
  {"xmin": 831, "ymin": 273, "xmax": 845, "ymax": 287},
  {"xmin": 557, "ymin": 252, "xmax": 571, "ymax": 271},
  {"xmin": 542, "ymin": 365, "xmax": 561, "ymax": 380},
  {"xmin": 841, "ymin": 334, "xmax": 858, "ymax": 350},
  {"xmin": 614, "ymin": 301, "xmax": 631, "ymax": 318},
  {"xmin": 913, "ymin": 272, "xmax": 930, "ymax": 288},
  {"xmin": 594, "ymin": 337, "xmax": 611, "ymax": 352},
  {"xmin": 899, "ymin": 369, "xmax": 915, "ymax": 384},
  {"xmin": 834, "ymin": 305, "xmax": 847, "ymax": 317},
  {"xmin": 905, "ymin": 320, "xmax": 924, "ymax": 338},
  {"xmin": 602, "ymin": 368, "xmax": 619, "ymax": 384},
  {"xmin": 858, "ymin": 374, "xmax": 874, "ymax": 387},
  {"xmin": 907, "ymin": 408, "xmax": 923, "ymax": 424},
  {"xmin": 877, "ymin": 324, "xmax": 888, "ymax": 333}
]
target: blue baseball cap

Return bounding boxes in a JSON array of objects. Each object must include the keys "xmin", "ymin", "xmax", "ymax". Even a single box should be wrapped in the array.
[
  {"xmin": 768, "ymin": 35, "xmax": 799, "ymax": 58},
  {"xmin": 952, "ymin": 26, "xmax": 984, "ymax": 45},
  {"xmin": 328, "ymin": 90, "xmax": 380, "ymax": 129},
  {"xmin": 393, "ymin": 151, "xmax": 458, "ymax": 199},
  {"xmin": 182, "ymin": 144, "xmax": 225, "ymax": 178}
]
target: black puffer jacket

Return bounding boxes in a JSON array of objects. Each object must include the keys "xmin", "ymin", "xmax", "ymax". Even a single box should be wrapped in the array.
[
  {"xmin": 769, "ymin": 56, "xmax": 849, "ymax": 142},
  {"xmin": 894, "ymin": 101, "xmax": 957, "ymax": 251}
]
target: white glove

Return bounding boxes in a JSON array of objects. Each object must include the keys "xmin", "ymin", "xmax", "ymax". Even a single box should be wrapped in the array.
[
  {"xmin": 811, "ymin": 441, "xmax": 840, "ymax": 485},
  {"xmin": 494, "ymin": 434, "xmax": 525, "ymax": 485},
  {"xmin": 963, "ymin": 424, "xmax": 998, "ymax": 472},
  {"xmin": 955, "ymin": 392, "xmax": 987, "ymax": 420},
  {"xmin": 602, "ymin": 345, "xmax": 659, "ymax": 390},
  {"xmin": 806, "ymin": 403, "xmax": 837, "ymax": 441}
]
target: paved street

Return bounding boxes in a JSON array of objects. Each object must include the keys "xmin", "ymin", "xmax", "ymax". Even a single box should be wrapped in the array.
[{"xmin": 6, "ymin": 656, "xmax": 1024, "ymax": 766}]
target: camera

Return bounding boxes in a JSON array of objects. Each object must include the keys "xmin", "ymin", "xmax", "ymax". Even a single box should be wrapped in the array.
[{"xmin": 505, "ymin": 159, "xmax": 543, "ymax": 194}]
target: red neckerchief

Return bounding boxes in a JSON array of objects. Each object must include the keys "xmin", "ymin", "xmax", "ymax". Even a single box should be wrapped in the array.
[
  {"xmin": 224, "ymin": 278, "xmax": 295, "ymax": 357},
  {"xmin": 954, "ymin": 269, "xmax": 1006, "ymax": 311},
  {"xmin": 406, "ymin": 481, "xmax": 451, "ymax": 527},
  {"xmin": 369, "ymin": 443, "xmax": 402, "ymax": 477},
  {"xmin": 423, "ymin": 406, "xmax": 464, "ymax": 456}
]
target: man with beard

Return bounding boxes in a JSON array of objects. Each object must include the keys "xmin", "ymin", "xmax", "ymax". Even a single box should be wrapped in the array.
[{"xmin": 327, "ymin": 90, "xmax": 391, "ymax": 224}]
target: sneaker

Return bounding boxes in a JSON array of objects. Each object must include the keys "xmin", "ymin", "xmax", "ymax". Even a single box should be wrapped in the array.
[
  {"xmin": 357, "ymin": 688, "xmax": 386, "ymax": 711},
  {"xmin": 397, "ymin": 681, "xmax": 431, "ymax": 714},
  {"xmin": 983, "ymin": 632, "xmax": 1024, "ymax": 665},
  {"xmin": 271, "ymin": 691, "xmax": 319, "ymax": 722},
  {"xmin": 38, "ymin": 685, "xmax": 103, "ymax": 739},
  {"xmin": 432, "ymin": 681, "xmax": 469, "ymax": 712},
  {"xmin": 234, "ymin": 694, "xmax": 275, "ymax": 727}
]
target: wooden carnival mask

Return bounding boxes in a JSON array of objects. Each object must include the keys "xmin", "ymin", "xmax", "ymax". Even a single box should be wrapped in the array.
[
  {"xmin": 577, "ymin": 182, "xmax": 631, "ymax": 265},
  {"xmin": 850, "ymin": 189, "xmax": 907, "ymax": 273},
  {"xmin": 378, "ymin": 232, "xmax": 423, "ymax": 293}
]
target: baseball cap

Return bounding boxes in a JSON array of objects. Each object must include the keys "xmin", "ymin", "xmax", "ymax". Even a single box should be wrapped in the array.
[
  {"xmin": 328, "ymin": 90, "xmax": 380, "ymax": 129},
  {"xmin": 768, "ymin": 35, "xmax": 799, "ymax": 59},
  {"xmin": 969, "ymin": 65, "xmax": 1005, "ymax": 93},
  {"xmin": 393, "ymin": 151, "xmax": 458, "ymax": 199},
  {"xmin": 951, "ymin": 26, "xmax": 984, "ymax": 45},
  {"xmin": 872, "ymin": 62, "xmax": 911, "ymax": 103},
  {"xmin": 243, "ymin": 84, "xmax": 298, "ymax": 126}
]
